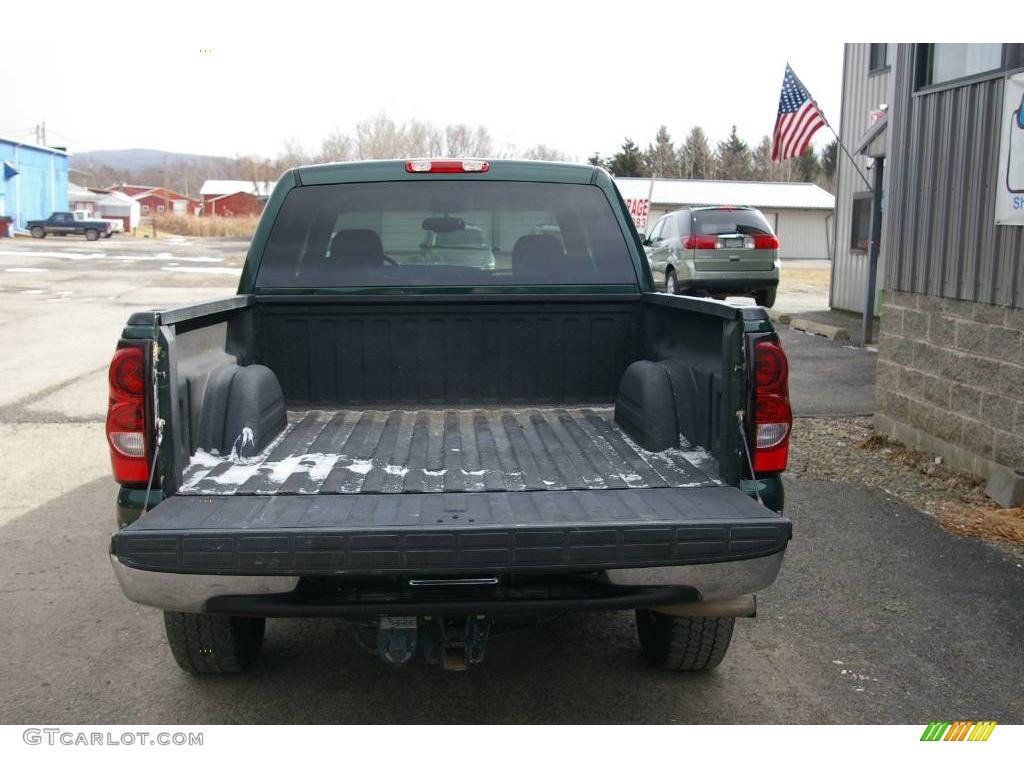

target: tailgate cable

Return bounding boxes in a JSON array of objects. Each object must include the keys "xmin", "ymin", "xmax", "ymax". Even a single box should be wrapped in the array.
[
  {"xmin": 736, "ymin": 410, "xmax": 763, "ymax": 505},
  {"xmin": 142, "ymin": 419, "xmax": 164, "ymax": 515}
]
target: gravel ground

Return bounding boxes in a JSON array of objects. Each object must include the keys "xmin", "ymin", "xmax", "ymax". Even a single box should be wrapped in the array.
[{"xmin": 788, "ymin": 416, "xmax": 1024, "ymax": 557}]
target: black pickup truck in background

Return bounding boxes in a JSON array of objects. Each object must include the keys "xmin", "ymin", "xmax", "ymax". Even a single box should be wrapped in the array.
[
  {"xmin": 28, "ymin": 211, "xmax": 112, "ymax": 240},
  {"xmin": 107, "ymin": 159, "xmax": 793, "ymax": 675}
]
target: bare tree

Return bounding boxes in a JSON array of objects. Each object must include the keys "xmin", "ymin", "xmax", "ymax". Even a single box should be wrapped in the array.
[
  {"xmin": 318, "ymin": 129, "xmax": 353, "ymax": 163},
  {"xmin": 444, "ymin": 124, "xmax": 473, "ymax": 157},
  {"xmin": 518, "ymin": 144, "xmax": 568, "ymax": 161}
]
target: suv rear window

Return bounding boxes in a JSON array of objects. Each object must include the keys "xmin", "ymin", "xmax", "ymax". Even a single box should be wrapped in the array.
[
  {"xmin": 692, "ymin": 208, "xmax": 773, "ymax": 236},
  {"xmin": 256, "ymin": 181, "xmax": 637, "ymax": 288}
]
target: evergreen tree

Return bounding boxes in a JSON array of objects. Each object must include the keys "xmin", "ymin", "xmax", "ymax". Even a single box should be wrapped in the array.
[
  {"xmin": 820, "ymin": 140, "xmax": 838, "ymax": 188},
  {"xmin": 587, "ymin": 152, "xmax": 607, "ymax": 169},
  {"xmin": 608, "ymin": 138, "xmax": 648, "ymax": 177},
  {"xmin": 751, "ymin": 136, "xmax": 778, "ymax": 182},
  {"xmin": 795, "ymin": 143, "xmax": 822, "ymax": 183},
  {"xmin": 717, "ymin": 125, "xmax": 752, "ymax": 180},
  {"xmin": 679, "ymin": 127, "xmax": 717, "ymax": 179},
  {"xmin": 645, "ymin": 125, "xmax": 678, "ymax": 177}
]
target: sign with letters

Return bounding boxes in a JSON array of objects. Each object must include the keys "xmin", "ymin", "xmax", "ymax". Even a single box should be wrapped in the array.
[
  {"xmin": 996, "ymin": 72, "xmax": 1024, "ymax": 225},
  {"xmin": 623, "ymin": 198, "xmax": 650, "ymax": 230}
]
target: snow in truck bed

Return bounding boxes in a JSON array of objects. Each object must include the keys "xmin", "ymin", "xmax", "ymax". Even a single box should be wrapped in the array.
[{"xmin": 178, "ymin": 408, "xmax": 720, "ymax": 495}]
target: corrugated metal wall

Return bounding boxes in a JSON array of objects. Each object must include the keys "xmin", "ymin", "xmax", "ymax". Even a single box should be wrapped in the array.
[
  {"xmin": 830, "ymin": 44, "xmax": 893, "ymax": 313},
  {"xmin": 0, "ymin": 141, "xmax": 69, "ymax": 231},
  {"xmin": 647, "ymin": 205, "xmax": 830, "ymax": 260},
  {"xmin": 884, "ymin": 46, "xmax": 1024, "ymax": 308}
]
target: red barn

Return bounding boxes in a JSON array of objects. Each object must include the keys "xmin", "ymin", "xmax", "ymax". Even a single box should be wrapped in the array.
[
  {"xmin": 106, "ymin": 185, "xmax": 198, "ymax": 215},
  {"xmin": 200, "ymin": 180, "xmax": 274, "ymax": 217}
]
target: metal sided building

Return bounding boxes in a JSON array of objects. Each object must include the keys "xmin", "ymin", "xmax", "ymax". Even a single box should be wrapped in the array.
[
  {"xmin": 614, "ymin": 177, "xmax": 835, "ymax": 260},
  {"xmin": 862, "ymin": 43, "xmax": 1024, "ymax": 507},
  {"xmin": 0, "ymin": 137, "xmax": 70, "ymax": 233},
  {"xmin": 830, "ymin": 44, "xmax": 894, "ymax": 313}
]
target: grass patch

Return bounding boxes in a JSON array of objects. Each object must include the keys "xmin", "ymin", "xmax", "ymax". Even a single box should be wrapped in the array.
[{"xmin": 146, "ymin": 214, "xmax": 259, "ymax": 238}]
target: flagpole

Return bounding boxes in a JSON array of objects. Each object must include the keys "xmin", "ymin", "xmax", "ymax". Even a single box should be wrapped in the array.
[{"xmin": 788, "ymin": 63, "xmax": 874, "ymax": 192}]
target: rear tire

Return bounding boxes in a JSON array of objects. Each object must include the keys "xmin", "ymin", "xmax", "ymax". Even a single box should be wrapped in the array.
[
  {"xmin": 85, "ymin": 228, "xmax": 100, "ymax": 241},
  {"xmin": 665, "ymin": 269, "xmax": 678, "ymax": 295},
  {"xmin": 755, "ymin": 287, "xmax": 777, "ymax": 308},
  {"xmin": 30, "ymin": 227, "xmax": 45, "ymax": 239},
  {"xmin": 635, "ymin": 610, "xmax": 734, "ymax": 671},
  {"xmin": 163, "ymin": 612, "xmax": 265, "ymax": 674}
]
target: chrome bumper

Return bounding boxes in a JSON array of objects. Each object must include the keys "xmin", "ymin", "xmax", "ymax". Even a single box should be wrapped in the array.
[
  {"xmin": 111, "ymin": 555, "xmax": 299, "ymax": 614},
  {"xmin": 111, "ymin": 551, "xmax": 785, "ymax": 614},
  {"xmin": 604, "ymin": 551, "xmax": 785, "ymax": 601}
]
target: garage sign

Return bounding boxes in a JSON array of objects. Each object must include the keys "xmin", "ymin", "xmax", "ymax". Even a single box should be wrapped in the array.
[
  {"xmin": 623, "ymin": 198, "xmax": 649, "ymax": 230},
  {"xmin": 996, "ymin": 72, "xmax": 1024, "ymax": 226}
]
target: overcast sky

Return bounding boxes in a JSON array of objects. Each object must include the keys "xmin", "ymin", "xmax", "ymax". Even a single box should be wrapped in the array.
[{"xmin": 1, "ymin": 2, "xmax": 1008, "ymax": 162}]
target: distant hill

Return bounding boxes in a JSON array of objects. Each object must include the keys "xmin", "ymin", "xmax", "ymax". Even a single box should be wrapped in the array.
[
  {"xmin": 69, "ymin": 148, "xmax": 249, "ymax": 195},
  {"xmin": 72, "ymin": 148, "xmax": 232, "ymax": 174}
]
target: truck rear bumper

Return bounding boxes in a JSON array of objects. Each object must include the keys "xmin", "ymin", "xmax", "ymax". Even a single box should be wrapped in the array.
[{"xmin": 110, "ymin": 551, "xmax": 784, "ymax": 615}]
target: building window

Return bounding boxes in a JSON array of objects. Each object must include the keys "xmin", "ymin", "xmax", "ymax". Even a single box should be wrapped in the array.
[
  {"xmin": 851, "ymin": 195, "xmax": 872, "ymax": 252},
  {"xmin": 156, "ymin": 204, "xmax": 166, "ymax": 213},
  {"xmin": 916, "ymin": 44, "xmax": 1004, "ymax": 88},
  {"xmin": 141, "ymin": 204, "xmax": 150, "ymax": 215},
  {"xmin": 868, "ymin": 43, "xmax": 892, "ymax": 74}
]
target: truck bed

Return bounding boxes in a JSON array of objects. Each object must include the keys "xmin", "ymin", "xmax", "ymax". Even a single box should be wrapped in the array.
[{"xmin": 178, "ymin": 407, "xmax": 720, "ymax": 496}]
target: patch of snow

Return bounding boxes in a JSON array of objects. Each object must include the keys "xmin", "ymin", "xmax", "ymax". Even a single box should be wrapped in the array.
[
  {"xmin": 20, "ymin": 289, "xmax": 45, "ymax": 294},
  {"xmin": 346, "ymin": 459, "xmax": 374, "ymax": 475},
  {"xmin": 383, "ymin": 464, "xmax": 410, "ymax": 477},
  {"xmin": 161, "ymin": 266, "xmax": 242, "ymax": 275},
  {"xmin": 5, "ymin": 267, "xmax": 49, "ymax": 273}
]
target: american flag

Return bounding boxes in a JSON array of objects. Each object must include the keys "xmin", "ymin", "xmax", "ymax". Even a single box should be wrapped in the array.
[{"xmin": 772, "ymin": 65, "xmax": 827, "ymax": 162}]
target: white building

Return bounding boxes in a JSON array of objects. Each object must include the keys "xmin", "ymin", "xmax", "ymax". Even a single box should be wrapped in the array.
[{"xmin": 614, "ymin": 177, "xmax": 835, "ymax": 260}]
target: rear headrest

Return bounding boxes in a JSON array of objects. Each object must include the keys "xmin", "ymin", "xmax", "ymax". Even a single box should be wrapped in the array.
[
  {"xmin": 512, "ymin": 234, "xmax": 563, "ymax": 281},
  {"xmin": 329, "ymin": 228, "xmax": 385, "ymax": 267}
]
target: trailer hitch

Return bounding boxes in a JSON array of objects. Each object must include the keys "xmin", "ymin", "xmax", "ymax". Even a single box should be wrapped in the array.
[{"xmin": 375, "ymin": 614, "xmax": 492, "ymax": 671}]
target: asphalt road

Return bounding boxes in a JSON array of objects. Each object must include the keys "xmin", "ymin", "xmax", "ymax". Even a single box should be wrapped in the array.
[{"xmin": 0, "ymin": 237, "xmax": 1018, "ymax": 724}]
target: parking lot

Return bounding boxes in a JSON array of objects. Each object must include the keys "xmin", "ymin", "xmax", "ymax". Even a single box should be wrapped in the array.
[{"xmin": 0, "ymin": 236, "xmax": 1021, "ymax": 724}]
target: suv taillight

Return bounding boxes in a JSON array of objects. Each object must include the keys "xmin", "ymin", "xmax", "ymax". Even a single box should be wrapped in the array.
[
  {"xmin": 752, "ymin": 338, "xmax": 791, "ymax": 473},
  {"xmin": 753, "ymin": 234, "xmax": 780, "ymax": 249},
  {"xmin": 106, "ymin": 344, "xmax": 150, "ymax": 484},
  {"xmin": 682, "ymin": 235, "xmax": 717, "ymax": 249}
]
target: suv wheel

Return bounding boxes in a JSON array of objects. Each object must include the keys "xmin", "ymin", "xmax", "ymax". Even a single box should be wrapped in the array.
[
  {"xmin": 755, "ymin": 288, "xmax": 777, "ymax": 308},
  {"xmin": 30, "ymin": 226, "xmax": 45, "ymax": 239},
  {"xmin": 85, "ymin": 228, "xmax": 100, "ymax": 241},
  {"xmin": 665, "ymin": 270, "xmax": 678, "ymax": 295},
  {"xmin": 635, "ymin": 610, "xmax": 734, "ymax": 671},
  {"xmin": 163, "ymin": 612, "xmax": 265, "ymax": 674}
]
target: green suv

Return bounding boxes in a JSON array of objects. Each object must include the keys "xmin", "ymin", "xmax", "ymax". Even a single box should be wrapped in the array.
[{"xmin": 642, "ymin": 206, "xmax": 780, "ymax": 307}]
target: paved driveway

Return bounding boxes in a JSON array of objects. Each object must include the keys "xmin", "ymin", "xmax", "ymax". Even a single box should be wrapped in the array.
[{"xmin": 2, "ymin": 238, "xmax": 1016, "ymax": 725}]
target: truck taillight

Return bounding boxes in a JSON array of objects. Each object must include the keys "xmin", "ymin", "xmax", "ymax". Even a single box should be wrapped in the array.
[
  {"xmin": 405, "ymin": 159, "xmax": 490, "ymax": 173},
  {"xmin": 106, "ymin": 344, "xmax": 150, "ymax": 484},
  {"xmin": 682, "ymin": 235, "xmax": 717, "ymax": 249},
  {"xmin": 752, "ymin": 339, "xmax": 791, "ymax": 473}
]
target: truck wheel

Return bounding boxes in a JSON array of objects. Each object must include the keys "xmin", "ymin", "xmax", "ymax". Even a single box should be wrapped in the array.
[
  {"xmin": 163, "ymin": 612, "xmax": 265, "ymax": 674},
  {"xmin": 755, "ymin": 288, "xmax": 777, "ymax": 308},
  {"xmin": 665, "ymin": 269, "xmax": 678, "ymax": 295},
  {"xmin": 635, "ymin": 610, "xmax": 734, "ymax": 671},
  {"xmin": 85, "ymin": 228, "xmax": 100, "ymax": 241},
  {"xmin": 31, "ymin": 226, "xmax": 45, "ymax": 239}
]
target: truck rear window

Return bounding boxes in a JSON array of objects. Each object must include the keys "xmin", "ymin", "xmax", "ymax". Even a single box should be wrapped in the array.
[
  {"xmin": 692, "ymin": 208, "xmax": 773, "ymax": 236},
  {"xmin": 256, "ymin": 181, "xmax": 637, "ymax": 288}
]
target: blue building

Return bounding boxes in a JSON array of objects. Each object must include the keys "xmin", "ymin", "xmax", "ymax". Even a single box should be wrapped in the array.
[{"xmin": 0, "ymin": 137, "xmax": 69, "ymax": 234}]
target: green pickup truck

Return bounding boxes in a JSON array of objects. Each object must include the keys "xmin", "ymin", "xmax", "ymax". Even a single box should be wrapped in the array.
[{"xmin": 107, "ymin": 159, "xmax": 793, "ymax": 674}]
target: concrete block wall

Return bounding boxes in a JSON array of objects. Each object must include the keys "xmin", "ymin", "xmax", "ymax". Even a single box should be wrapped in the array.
[{"xmin": 874, "ymin": 290, "xmax": 1024, "ymax": 504}]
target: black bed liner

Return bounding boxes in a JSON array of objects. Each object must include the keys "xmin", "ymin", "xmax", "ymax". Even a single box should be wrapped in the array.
[
  {"xmin": 113, "ymin": 486, "xmax": 791, "ymax": 576},
  {"xmin": 179, "ymin": 407, "xmax": 719, "ymax": 496}
]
